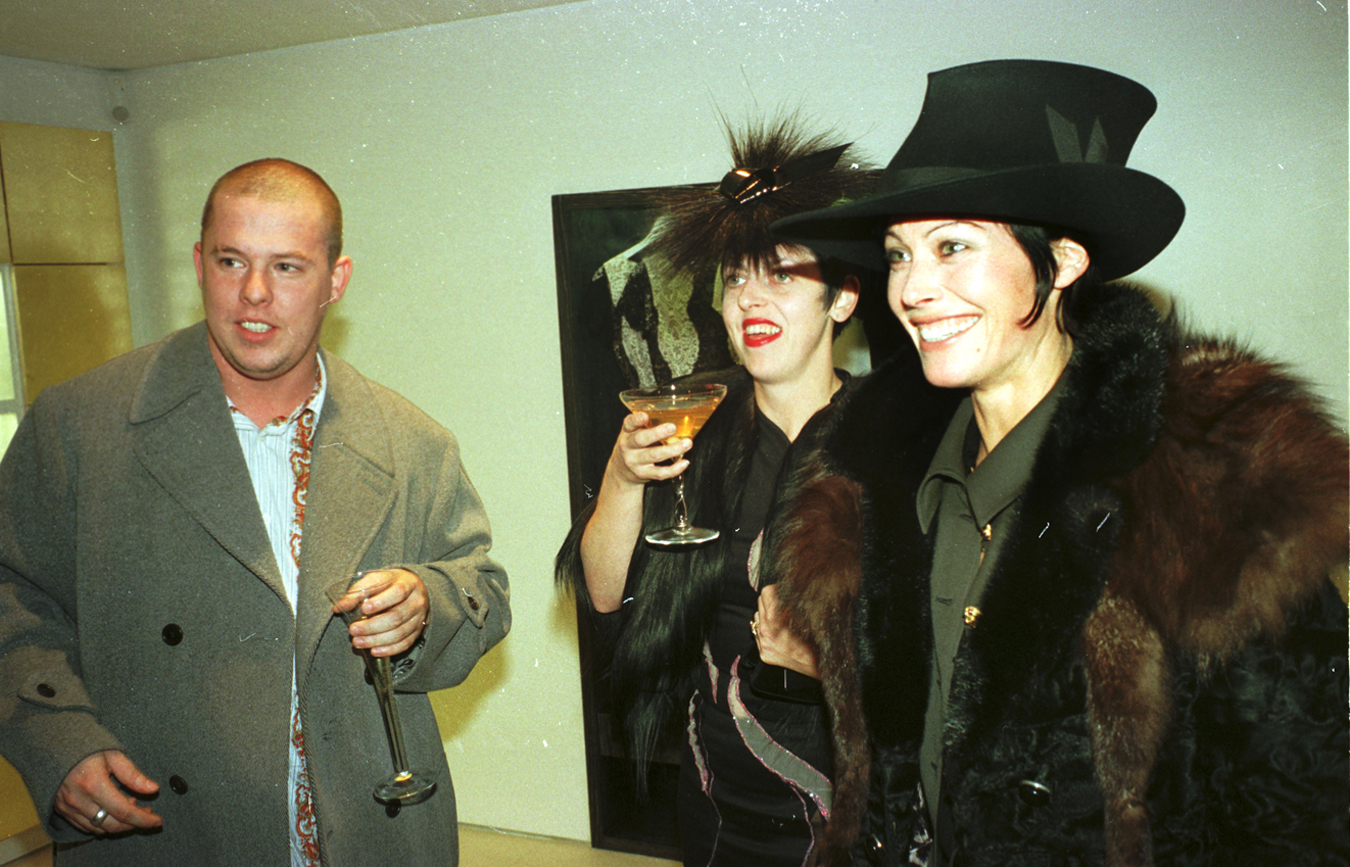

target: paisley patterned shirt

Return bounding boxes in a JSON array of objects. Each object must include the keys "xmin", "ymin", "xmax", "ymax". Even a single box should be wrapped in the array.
[{"xmin": 230, "ymin": 357, "xmax": 327, "ymax": 867}]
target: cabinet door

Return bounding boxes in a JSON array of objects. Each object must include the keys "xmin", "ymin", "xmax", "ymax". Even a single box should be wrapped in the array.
[
  {"xmin": 0, "ymin": 121, "xmax": 123, "ymax": 265},
  {"xmin": 0, "ymin": 756, "xmax": 40, "ymax": 851},
  {"xmin": 14, "ymin": 264, "xmax": 132, "ymax": 404}
]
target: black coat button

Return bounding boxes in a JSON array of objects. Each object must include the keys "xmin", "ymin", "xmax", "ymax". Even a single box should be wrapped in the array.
[
  {"xmin": 465, "ymin": 593, "xmax": 480, "ymax": 612},
  {"xmin": 169, "ymin": 775, "xmax": 188, "ymax": 794},
  {"xmin": 1018, "ymin": 779, "xmax": 1051, "ymax": 807},
  {"xmin": 36, "ymin": 683, "xmax": 56, "ymax": 698},
  {"xmin": 162, "ymin": 624, "xmax": 183, "ymax": 646}
]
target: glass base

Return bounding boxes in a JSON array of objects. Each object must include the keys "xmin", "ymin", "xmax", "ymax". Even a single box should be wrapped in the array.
[
  {"xmin": 645, "ymin": 525, "xmax": 720, "ymax": 548},
  {"xmin": 374, "ymin": 770, "xmax": 438, "ymax": 805}
]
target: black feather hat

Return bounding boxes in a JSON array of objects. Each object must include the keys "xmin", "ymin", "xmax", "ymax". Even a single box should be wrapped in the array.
[{"xmin": 647, "ymin": 113, "xmax": 877, "ymax": 277}]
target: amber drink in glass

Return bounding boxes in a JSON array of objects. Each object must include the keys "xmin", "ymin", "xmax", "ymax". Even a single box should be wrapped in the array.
[{"xmin": 620, "ymin": 383, "xmax": 727, "ymax": 547}]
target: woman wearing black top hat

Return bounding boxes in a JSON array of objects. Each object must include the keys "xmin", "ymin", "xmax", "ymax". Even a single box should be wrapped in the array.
[
  {"xmin": 759, "ymin": 60, "xmax": 1348, "ymax": 866},
  {"xmin": 557, "ymin": 118, "xmax": 880, "ymax": 866}
]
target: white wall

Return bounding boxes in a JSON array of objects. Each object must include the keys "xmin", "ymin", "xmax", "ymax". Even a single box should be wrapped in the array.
[
  {"xmin": 0, "ymin": 55, "xmax": 116, "ymax": 129},
  {"xmin": 2, "ymin": 0, "xmax": 1346, "ymax": 843}
]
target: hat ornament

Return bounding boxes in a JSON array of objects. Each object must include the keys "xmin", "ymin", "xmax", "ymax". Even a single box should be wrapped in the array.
[{"xmin": 718, "ymin": 143, "xmax": 852, "ymax": 205}]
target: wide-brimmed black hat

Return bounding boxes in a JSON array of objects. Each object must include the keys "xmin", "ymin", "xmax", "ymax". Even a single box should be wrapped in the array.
[{"xmin": 772, "ymin": 59, "xmax": 1185, "ymax": 281}]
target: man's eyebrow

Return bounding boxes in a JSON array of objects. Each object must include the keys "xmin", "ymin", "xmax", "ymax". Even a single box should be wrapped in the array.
[{"xmin": 209, "ymin": 244, "xmax": 316, "ymax": 263}]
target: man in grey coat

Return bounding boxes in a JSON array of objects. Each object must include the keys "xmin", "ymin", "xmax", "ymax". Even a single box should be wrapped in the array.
[{"xmin": 0, "ymin": 158, "xmax": 510, "ymax": 865}]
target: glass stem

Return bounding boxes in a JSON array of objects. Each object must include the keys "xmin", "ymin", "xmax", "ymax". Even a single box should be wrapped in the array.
[
  {"xmin": 671, "ymin": 469, "xmax": 692, "ymax": 531},
  {"xmin": 367, "ymin": 654, "xmax": 413, "ymax": 776}
]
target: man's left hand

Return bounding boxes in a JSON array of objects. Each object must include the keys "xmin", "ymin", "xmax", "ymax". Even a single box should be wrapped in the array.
[{"xmin": 334, "ymin": 568, "xmax": 429, "ymax": 656}]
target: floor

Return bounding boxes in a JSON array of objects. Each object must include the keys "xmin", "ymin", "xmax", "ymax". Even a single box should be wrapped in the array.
[
  {"xmin": 0, "ymin": 824, "xmax": 677, "ymax": 867},
  {"xmin": 460, "ymin": 825, "xmax": 676, "ymax": 866}
]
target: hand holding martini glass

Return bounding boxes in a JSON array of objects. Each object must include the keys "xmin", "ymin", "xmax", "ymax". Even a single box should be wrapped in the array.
[
  {"xmin": 326, "ymin": 572, "xmax": 438, "ymax": 805},
  {"xmin": 620, "ymin": 382, "xmax": 728, "ymax": 547}
]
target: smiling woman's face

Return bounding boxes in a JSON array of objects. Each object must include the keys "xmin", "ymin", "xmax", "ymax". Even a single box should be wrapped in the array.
[
  {"xmin": 883, "ymin": 218, "xmax": 1069, "ymax": 397},
  {"xmin": 720, "ymin": 245, "xmax": 856, "ymax": 389}
]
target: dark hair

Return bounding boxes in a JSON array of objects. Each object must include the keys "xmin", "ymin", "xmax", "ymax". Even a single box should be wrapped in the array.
[
  {"xmin": 1007, "ymin": 222, "xmax": 1098, "ymax": 337},
  {"xmin": 816, "ymin": 253, "xmax": 858, "ymax": 338},
  {"xmin": 723, "ymin": 246, "xmax": 857, "ymax": 338}
]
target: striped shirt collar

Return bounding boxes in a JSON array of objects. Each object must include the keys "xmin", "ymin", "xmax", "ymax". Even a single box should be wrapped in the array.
[{"xmin": 227, "ymin": 355, "xmax": 328, "ymax": 433}]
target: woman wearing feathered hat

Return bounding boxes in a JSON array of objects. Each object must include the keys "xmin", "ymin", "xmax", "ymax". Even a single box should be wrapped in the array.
[
  {"xmin": 557, "ymin": 117, "xmax": 878, "ymax": 865},
  {"xmin": 761, "ymin": 60, "xmax": 1348, "ymax": 866}
]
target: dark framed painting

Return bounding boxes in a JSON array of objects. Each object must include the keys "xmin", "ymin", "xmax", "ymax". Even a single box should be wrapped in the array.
[
  {"xmin": 551, "ymin": 181, "xmax": 902, "ymax": 858},
  {"xmin": 552, "ymin": 183, "xmax": 726, "ymax": 858}
]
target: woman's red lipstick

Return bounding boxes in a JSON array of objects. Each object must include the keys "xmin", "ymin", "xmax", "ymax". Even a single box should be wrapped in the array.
[{"xmin": 742, "ymin": 318, "xmax": 782, "ymax": 348}]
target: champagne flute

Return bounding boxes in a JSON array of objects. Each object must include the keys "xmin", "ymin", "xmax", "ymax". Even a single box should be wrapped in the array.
[
  {"xmin": 620, "ymin": 382, "xmax": 727, "ymax": 547},
  {"xmin": 325, "ymin": 573, "xmax": 438, "ymax": 805}
]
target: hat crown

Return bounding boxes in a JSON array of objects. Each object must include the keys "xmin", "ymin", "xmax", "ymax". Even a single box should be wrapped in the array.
[{"xmin": 884, "ymin": 60, "xmax": 1157, "ymax": 189}]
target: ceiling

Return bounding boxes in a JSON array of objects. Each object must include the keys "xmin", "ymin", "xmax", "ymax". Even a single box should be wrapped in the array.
[{"xmin": 0, "ymin": 0, "xmax": 586, "ymax": 71}]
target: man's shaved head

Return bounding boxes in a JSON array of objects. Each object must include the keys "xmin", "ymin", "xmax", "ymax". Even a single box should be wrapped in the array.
[{"xmin": 201, "ymin": 158, "xmax": 343, "ymax": 266}]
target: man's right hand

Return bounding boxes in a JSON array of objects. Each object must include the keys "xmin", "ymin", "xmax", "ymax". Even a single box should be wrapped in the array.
[{"xmin": 54, "ymin": 750, "xmax": 162, "ymax": 835}]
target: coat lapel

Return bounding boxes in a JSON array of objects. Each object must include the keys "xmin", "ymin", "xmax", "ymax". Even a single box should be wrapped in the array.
[
  {"xmin": 129, "ymin": 324, "xmax": 286, "ymax": 602},
  {"xmin": 293, "ymin": 355, "xmax": 397, "ymax": 690}
]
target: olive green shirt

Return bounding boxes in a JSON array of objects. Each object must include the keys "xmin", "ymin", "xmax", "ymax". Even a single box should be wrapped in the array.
[{"xmin": 915, "ymin": 377, "xmax": 1065, "ymax": 842}]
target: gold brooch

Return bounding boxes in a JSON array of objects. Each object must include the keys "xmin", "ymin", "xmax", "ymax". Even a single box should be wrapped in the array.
[{"xmin": 964, "ymin": 606, "xmax": 981, "ymax": 626}]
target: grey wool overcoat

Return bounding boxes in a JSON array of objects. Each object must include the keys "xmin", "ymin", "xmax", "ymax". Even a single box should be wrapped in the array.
[{"xmin": 0, "ymin": 323, "xmax": 510, "ymax": 866}]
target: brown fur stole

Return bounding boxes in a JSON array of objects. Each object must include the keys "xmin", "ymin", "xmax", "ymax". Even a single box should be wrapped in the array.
[{"xmin": 1085, "ymin": 334, "xmax": 1349, "ymax": 866}]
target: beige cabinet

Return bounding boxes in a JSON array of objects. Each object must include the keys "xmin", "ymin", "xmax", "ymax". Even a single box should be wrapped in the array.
[
  {"xmin": 0, "ymin": 121, "xmax": 131, "ymax": 406},
  {"xmin": 0, "ymin": 758, "xmax": 41, "ymax": 862}
]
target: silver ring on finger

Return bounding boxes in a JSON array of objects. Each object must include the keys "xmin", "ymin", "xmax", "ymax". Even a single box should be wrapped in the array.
[{"xmin": 91, "ymin": 808, "xmax": 108, "ymax": 828}]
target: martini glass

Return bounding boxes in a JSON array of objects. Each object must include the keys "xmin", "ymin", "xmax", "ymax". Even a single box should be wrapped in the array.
[
  {"xmin": 326, "ymin": 573, "xmax": 438, "ymax": 805},
  {"xmin": 620, "ymin": 382, "xmax": 727, "ymax": 547}
]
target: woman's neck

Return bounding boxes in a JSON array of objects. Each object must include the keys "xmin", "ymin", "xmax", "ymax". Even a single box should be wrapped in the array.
[
  {"xmin": 754, "ymin": 363, "xmax": 841, "ymax": 443},
  {"xmin": 970, "ymin": 334, "xmax": 1072, "ymax": 464}
]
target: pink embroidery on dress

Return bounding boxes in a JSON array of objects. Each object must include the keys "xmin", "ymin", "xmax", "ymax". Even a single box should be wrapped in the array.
[
  {"xmin": 726, "ymin": 655, "xmax": 832, "ymax": 821},
  {"xmin": 702, "ymin": 639, "xmax": 721, "ymax": 699},
  {"xmin": 747, "ymin": 529, "xmax": 765, "ymax": 591},
  {"xmin": 684, "ymin": 690, "xmax": 722, "ymax": 867}
]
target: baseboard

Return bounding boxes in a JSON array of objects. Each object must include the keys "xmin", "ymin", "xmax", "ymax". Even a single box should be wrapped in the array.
[{"xmin": 0, "ymin": 825, "xmax": 49, "ymax": 866}]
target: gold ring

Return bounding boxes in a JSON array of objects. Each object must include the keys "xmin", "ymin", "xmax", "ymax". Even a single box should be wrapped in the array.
[{"xmin": 91, "ymin": 808, "xmax": 107, "ymax": 828}]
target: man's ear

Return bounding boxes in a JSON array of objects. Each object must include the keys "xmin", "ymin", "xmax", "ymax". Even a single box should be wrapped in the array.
[{"xmin": 325, "ymin": 255, "xmax": 353, "ymax": 307}]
